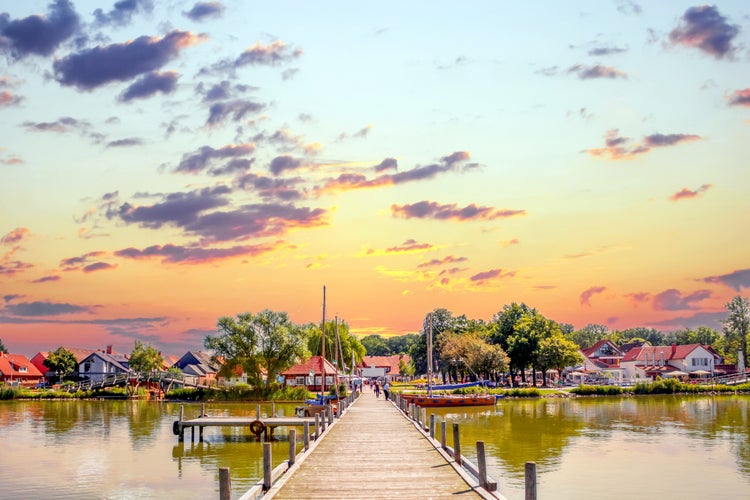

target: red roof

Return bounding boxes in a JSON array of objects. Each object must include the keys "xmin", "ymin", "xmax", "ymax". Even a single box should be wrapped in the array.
[
  {"xmin": 622, "ymin": 344, "xmax": 704, "ymax": 363},
  {"xmin": 0, "ymin": 353, "xmax": 43, "ymax": 379},
  {"xmin": 581, "ymin": 339, "xmax": 623, "ymax": 358},
  {"xmin": 282, "ymin": 356, "xmax": 339, "ymax": 376},
  {"xmin": 361, "ymin": 355, "xmax": 411, "ymax": 376}
]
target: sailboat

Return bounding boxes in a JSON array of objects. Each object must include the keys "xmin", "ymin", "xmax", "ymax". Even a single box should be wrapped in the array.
[{"xmin": 399, "ymin": 312, "xmax": 497, "ymax": 407}]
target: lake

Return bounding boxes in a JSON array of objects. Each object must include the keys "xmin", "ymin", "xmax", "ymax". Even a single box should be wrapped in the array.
[{"xmin": 1, "ymin": 396, "xmax": 749, "ymax": 499}]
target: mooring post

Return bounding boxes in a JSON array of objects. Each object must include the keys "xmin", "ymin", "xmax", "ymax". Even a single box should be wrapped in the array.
[
  {"xmin": 452, "ymin": 423, "xmax": 461, "ymax": 466},
  {"xmin": 271, "ymin": 402, "xmax": 276, "ymax": 417},
  {"xmin": 263, "ymin": 443, "xmax": 272, "ymax": 491},
  {"xmin": 199, "ymin": 426, "xmax": 203, "ymax": 442},
  {"xmin": 219, "ymin": 467, "xmax": 231, "ymax": 500},
  {"xmin": 440, "ymin": 420, "xmax": 447, "ymax": 450},
  {"xmin": 525, "ymin": 462, "xmax": 537, "ymax": 500},
  {"xmin": 477, "ymin": 441, "xmax": 493, "ymax": 490},
  {"xmin": 288, "ymin": 429, "xmax": 296, "ymax": 466},
  {"xmin": 200, "ymin": 403, "xmax": 205, "ymax": 417},
  {"xmin": 256, "ymin": 404, "xmax": 261, "ymax": 418},
  {"xmin": 421, "ymin": 408, "xmax": 427, "ymax": 430},
  {"xmin": 429, "ymin": 414, "xmax": 435, "ymax": 439},
  {"xmin": 191, "ymin": 426, "xmax": 195, "ymax": 443},
  {"xmin": 303, "ymin": 421, "xmax": 310, "ymax": 451},
  {"xmin": 178, "ymin": 405, "xmax": 184, "ymax": 442}
]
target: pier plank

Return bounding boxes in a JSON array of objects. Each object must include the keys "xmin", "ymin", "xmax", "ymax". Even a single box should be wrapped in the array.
[{"xmin": 266, "ymin": 391, "xmax": 480, "ymax": 499}]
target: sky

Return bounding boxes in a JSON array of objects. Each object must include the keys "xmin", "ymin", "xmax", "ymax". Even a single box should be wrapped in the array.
[{"xmin": 1, "ymin": 0, "xmax": 749, "ymax": 357}]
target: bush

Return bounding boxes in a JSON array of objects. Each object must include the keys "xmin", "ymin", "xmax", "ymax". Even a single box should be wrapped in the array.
[
  {"xmin": 570, "ymin": 385, "xmax": 623, "ymax": 396},
  {"xmin": 500, "ymin": 387, "xmax": 542, "ymax": 398}
]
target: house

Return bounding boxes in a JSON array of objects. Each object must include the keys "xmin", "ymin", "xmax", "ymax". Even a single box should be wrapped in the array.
[
  {"xmin": 359, "ymin": 355, "xmax": 412, "ymax": 382},
  {"xmin": 579, "ymin": 340, "xmax": 625, "ymax": 383},
  {"xmin": 0, "ymin": 352, "xmax": 44, "ymax": 387},
  {"xmin": 281, "ymin": 355, "xmax": 339, "ymax": 391},
  {"xmin": 173, "ymin": 351, "xmax": 219, "ymax": 386},
  {"xmin": 78, "ymin": 346, "xmax": 130, "ymax": 382},
  {"xmin": 31, "ymin": 346, "xmax": 94, "ymax": 383},
  {"xmin": 621, "ymin": 343, "xmax": 719, "ymax": 379}
]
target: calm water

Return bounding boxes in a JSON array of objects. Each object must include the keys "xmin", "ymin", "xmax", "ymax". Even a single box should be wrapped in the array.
[
  {"xmin": 431, "ymin": 395, "xmax": 750, "ymax": 500},
  {"xmin": 1, "ymin": 397, "xmax": 749, "ymax": 499}
]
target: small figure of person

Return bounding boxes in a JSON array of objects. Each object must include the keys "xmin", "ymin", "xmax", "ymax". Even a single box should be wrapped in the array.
[
  {"xmin": 373, "ymin": 381, "xmax": 380, "ymax": 399},
  {"xmin": 383, "ymin": 381, "xmax": 390, "ymax": 401}
]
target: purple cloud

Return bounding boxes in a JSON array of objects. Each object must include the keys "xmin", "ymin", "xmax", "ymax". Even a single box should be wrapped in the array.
[
  {"xmin": 175, "ymin": 144, "xmax": 255, "ymax": 174},
  {"xmin": 206, "ymin": 99, "xmax": 265, "ymax": 126},
  {"xmin": 53, "ymin": 30, "xmax": 204, "ymax": 90},
  {"xmin": 114, "ymin": 186, "xmax": 231, "ymax": 229},
  {"xmin": 5, "ymin": 300, "xmax": 89, "ymax": 316},
  {"xmin": 115, "ymin": 241, "xmax": 282, "ymax": 264},
  {"xmin": 580, "ymin": 286, "xmax": 606, "ymax": 306},
  {"xmin": 703, "ymin": 268, "xmax": 750, "ymax": 291},
  {"xmin": 119, "ymin": 71, "xmax": 178, "ymax": 102},
  {"xmin": 652, "ymin": 289, "xmax": 711, "ymax": 311},
  {"xmin": 184, "ymin": 2, "xmax": 225, "ymax": 21},
  {"xmin": 93, "ymin": 0, "xmax": 153, "ymax": 27},
  {"xmin": 669, "ymin": 5, "xmax": 740, "ymax": 59},
  {"xmin": 567, "ymin": 64, "xmax": 627, "ymax": 80},
  {"xmin": 374, "ymin": 158, "xmax": 398, "ymax": 172},
  {"xmin": 391, "ymin": 201, "xmax": 526, "ymax": 221},
  {"xmin": 0, "ymin": 0, "xmax": 79, "ymax": 59},
  {"xmin": 269, "ymin": 155, "xmax": 303, "ymax": 176}
]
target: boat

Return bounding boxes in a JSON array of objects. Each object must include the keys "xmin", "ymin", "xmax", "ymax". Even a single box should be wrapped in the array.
[{"xmin": 398, "ymin": 393, "xmax": 497, "ymax": 407}]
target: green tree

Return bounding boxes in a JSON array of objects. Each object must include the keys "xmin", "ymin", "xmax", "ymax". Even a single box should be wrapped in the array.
[
  {"xmin": 722, "ymin": 296, "xmax": 750, "ymax": 368},
  {"xmin": 43, "ymin": 347, "xmax": 77, "ymax": 383},
  {"xmin": 129, "ymin": 341, "xmax": 164, "ymax": 375},
  {"xmin": 398, "ymin": 357, "xmax": 416, "ymax": 378},
  {"xmin": 360, "ymin": 334, "xmax": 391, "ymax": 356},
  {"xmin": 386, "ymin": 334, "xmax": 419, "ymax": 355},
  {"xmin": 536, "ymin": 333, "xmax": 583, "ymax": 385},
  {"xmin": 0, "ymin": 337, "xmax": 7, "ymax": 354},
  {"xmin": 205, "ymin": 309, "xmax": 309, "ymax": 389},
  {"xmin": 307, "ymin": 319, "xmax": 365, "ymax": 371},
  {"xmin": 617, "ymin": 327, "xmax": 664, "ymax": 346},
  {"xmin": 567, "ymin": 323, "xmax": 609, "ymax": 349}
]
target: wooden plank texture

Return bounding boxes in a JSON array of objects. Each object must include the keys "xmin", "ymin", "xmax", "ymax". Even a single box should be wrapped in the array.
[{"xmin": 267, "ymin": 391, "xmax": 480, "ymax": 499}]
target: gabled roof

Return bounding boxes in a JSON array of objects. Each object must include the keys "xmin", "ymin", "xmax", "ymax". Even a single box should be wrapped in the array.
[
  {"xmin": 176, "ymin": 351, "xmax": 219, "ymax": 372},
  {"xmin": 582, "ymin": 339, "xmax": 623, "ymax": 358},
  {"xmin": 81, "ymin": 351, "xmax": 129, "ymax": 372},
  {"xmin": 621, "ymin": 344, "xmax": 706, "ymax": 363},
  {"xmin": 361, "ymin": 355, "xmax": 411, "ymax": 375},
  {"xmin": 282, "ymin": 355, "xmax": 338, "ymax": 376},
  {"xmin": 0, "ymin": 353, "xmax": 43, "ymax": 378}
]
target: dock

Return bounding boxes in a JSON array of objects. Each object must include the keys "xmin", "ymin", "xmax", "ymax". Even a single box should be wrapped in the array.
[{"xmin": 264, "ymin": 390, "xmax": 491, "ymax": 499}]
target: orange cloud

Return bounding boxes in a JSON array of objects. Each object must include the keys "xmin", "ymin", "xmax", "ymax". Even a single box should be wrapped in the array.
[{"xmin": 669, "ymin": 184, "xmax": 712, "ymax": 201}]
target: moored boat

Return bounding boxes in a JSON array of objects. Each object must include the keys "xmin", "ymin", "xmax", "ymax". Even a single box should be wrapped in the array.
[{"xmin": 398, "ymin": 393, "xmax": 496, "ymax": 407}]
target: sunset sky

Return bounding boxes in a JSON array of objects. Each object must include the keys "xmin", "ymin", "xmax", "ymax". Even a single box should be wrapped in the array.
[{"xmin": 1, "ymin": 1, "xmax": 749, "ymax": 356}]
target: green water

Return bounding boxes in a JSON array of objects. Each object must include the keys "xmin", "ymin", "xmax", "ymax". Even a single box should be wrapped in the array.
[
  {"xmin": 0, "ymin": 400, "xmax": 302, "ymax": 499},
  {"xmin": 1, "ymin": 396, "xmax": 749, "ymax": 499},
  {"xmin": 430, "ymin": 395, "xmax": 750, "ymax": 499}
]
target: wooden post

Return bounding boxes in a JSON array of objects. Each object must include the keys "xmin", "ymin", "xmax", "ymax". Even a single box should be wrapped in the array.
[
  {"xmin": 288, "ymin": 429, "xmax": 296, "ymax": 466},
  {"xmin": 440, "ymin": 421, "xmax": 447, "ymax": 450},
  {"xmin": 271, "ymin": 402, "xmax": 276, "ymax": 417},
  {"xmin": 429, "ymin": 414, "xmax": 435, "ymax": 439},
  {"xmin": 199, "ymin": 426, "xmax": 203, "ymax": 442},
  {"xmin": 191, "ymin": 426, "xmax": 195, "ymax": 443},
  {"xmin": 477, "ymin": 441, "xmax": 491, "ymax": 490},
  {"xmin": 256, "ymin": 404, "xmax": 261, "ymax": 418},
  {"xmin": 452, "ymin": 423, "xmax": 461, "ymax": 466},
  {"xmin": 525, "ymin": 462, "xmax": 537, "ymax": 500},
  {"xmin": 421, "ymin": 408, "xmax": 427, "ymax": 430},
  {"xmin": 178, "ymin": 405, "xmax": 184, "ymax": 442},
  {"xmin": 303, "ymin": 422, "xmax": 310, "ymax": 451},
  {"xmin": 201, "ymin": 403, "xmax": 205, "ymax": 417},
  {"xmin": 219, "ymin": 467, "xmax": 231, "ymax": 500},
  {"xmin": 263, "ymin": 442, "xmax": 272, "ymax": 491}
]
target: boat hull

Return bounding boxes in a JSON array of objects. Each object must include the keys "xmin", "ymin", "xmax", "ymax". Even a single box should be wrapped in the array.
[{"xmin": 399, "ymin": 394, "xmax": 496, "ymax": 407}]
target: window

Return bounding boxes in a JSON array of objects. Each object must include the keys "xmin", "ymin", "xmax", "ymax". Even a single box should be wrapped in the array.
[{"xmin": 19, "ymin": 367, "xmax": 27, "ymax": 373}]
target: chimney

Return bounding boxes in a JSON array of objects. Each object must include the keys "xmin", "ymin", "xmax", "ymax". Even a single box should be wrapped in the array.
[
  {"xmin": 671, "ymin": 343, "xmax": 677, "ymax": 356},
  {"xmin": 106, "ymin": 345, "xmax": 113, "ymax": 354}
]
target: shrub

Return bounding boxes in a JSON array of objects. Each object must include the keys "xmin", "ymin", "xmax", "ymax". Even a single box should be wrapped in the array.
[
  {"xmin": 501, "ymin": 387, "xmax": 542, "ymax": 398},
  {"xmin": 570, "ymin": 385, "xmax": 623, "ymax": 396}
]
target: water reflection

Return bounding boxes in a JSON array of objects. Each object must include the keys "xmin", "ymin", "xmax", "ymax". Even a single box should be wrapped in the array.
[{"xmin": 430, "ymin": 395, "xmax": 750, "ymax": 499}]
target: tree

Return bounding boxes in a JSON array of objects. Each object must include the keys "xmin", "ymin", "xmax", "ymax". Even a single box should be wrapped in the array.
[
  {"xmin": 360, "ymin": 335, "xmax": 391, "ymax": 356},
  {"xmin": 307, "ymin": 319, "xmax": 365, "ymax": 371},
  {"xmin": 386, "ymin": 334, "xmax": 419, "ymax": 355},
  {"xmin": 0, "ymin": 337, "xmax": 7, "ymax": 354},
  {"xmin": 722, "ymin": 296, "xmax": 750, "ymax": 368},
  {"xmin": 567, "ymin": 323, "xmax": 609, "ymax": 349},
  {"xmin": 129, "ymin": 341, "xmax": 164, "ymax": 375},
  {"xmin": 43, "ymin": 347, "xmax": 77, "ymax": 383},
  {"xmin": 505, "ymin": 309, "xmax": 551, "ymax": 384},
  {"xmin": 205, "ymin": 309, "xmax": 309, "ymax": 389},
  {"xmin": 536, "ymin": 333, "xmax": 583, "ymax": 385}
]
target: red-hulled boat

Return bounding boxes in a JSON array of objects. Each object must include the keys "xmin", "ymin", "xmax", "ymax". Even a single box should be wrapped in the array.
[{"xmin": 399, "ymin": 393, "xmax": 497, "ymax": 407}]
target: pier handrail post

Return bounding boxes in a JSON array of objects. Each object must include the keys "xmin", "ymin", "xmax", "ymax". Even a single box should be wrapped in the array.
[
  {"xmin": 440, "ymin": 420, "xmax": 447, "ymax": 450},
  {"xmin": 303, "ymin": 421, "xmax": 310, "ymax": 451},
  {"xmin": 421, "ymin": 408, "xmax": 427, "ymax": 430},
  {"xmin": 201, "ymin": 403, "xmax": 205, "ymax": 417},
  {"xmin": 263, "ymin": 442, "xmax": 272, "ymax": 491},
  {"xmin": 271, "ymin": 402, "xmax": 275, "ymax": 417},
  {"xmin": 178, "ymin": 405, "xmax": 184, "ymax": 443},
  {"xmin": 256, "ymin": 404, "xmax": 261, "ymax": 419},
  {"xmin": 477, "ymin": 441, "xmax": 496, "ymax": 491},
  {"xmin": 288, "ymin": 429, "xmax": 296, "ymax": 466},
  {"xmin": 219, "ymin": 467, "xmax": 231, "ymax": 500},
  {"xmin": 429, "ymin": 414, "xmax": 435, "ymax": 439},
  {"xmin": 452, "ymin": 423, "xmax": 461, "ymax": 466},
  {"xmin": 525, "ymin": 461, "xmax": 537, "ymax": 500}
]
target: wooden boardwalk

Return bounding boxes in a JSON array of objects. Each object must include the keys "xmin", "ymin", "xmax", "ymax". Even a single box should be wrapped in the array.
[{"xmin": 265, "ymin": 390, "xmax": 482, "ymax": 499}]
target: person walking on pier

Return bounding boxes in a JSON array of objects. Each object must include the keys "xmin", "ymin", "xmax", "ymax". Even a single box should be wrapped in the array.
[
  {"xmin": 373, "ymin": 380, "xmax": 380, "ymax": 399},
  {"xmin": 383, "ymin": 381, "xmax": 390, "ymax": 401}
]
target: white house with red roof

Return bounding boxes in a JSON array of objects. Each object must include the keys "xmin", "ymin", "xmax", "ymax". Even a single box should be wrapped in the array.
[
  {"xmin": 281, "ymin": 355, "xmax": 339, "ymax": 391},
  {"xmin": 578, "ymin": 340, "xmax": 626, "ymax": 383},
  {"xmin": 360, "ymin": 355, "xmax": 412, "ymax": 382},
  {"xmin": 621, "ymin": 343, "xmax": 720, "ymax": 379},
  {"xmin": 0, "ymin": 352, "xmax": 44, "ymax": 387}
]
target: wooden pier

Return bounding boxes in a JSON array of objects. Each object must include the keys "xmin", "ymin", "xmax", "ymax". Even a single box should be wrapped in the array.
[{"xmin": 263, "ymin": 390, "xmax": 495, "ymax": 499}]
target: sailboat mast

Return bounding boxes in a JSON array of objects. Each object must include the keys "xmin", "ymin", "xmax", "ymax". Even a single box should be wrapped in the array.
[
  {"xmin": 427, "ymin": 312, "xmax": 433, "ymax": 397},
  {"xmin": 321, "ymin": 285, "xmax": 326, "ymax": 396},
  {"xmin": 334, "ymin": 315, "xmax": 340, "ymax": 397}
]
